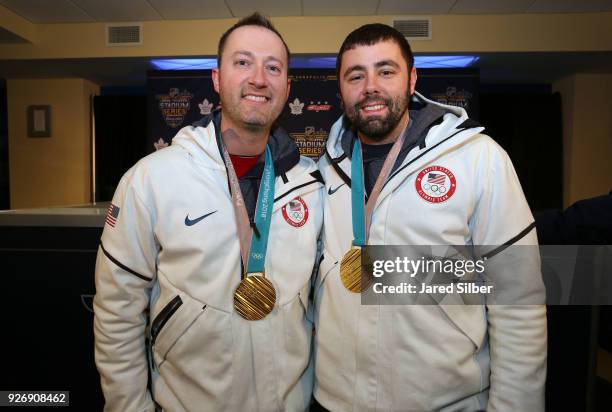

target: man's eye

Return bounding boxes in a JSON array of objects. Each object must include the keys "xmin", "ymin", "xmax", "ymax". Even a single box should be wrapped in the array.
[
  {"xmin": 236, "ymin": 59, "xmax": 250, "ymax": 67},
  {"xmin": 267, "ymin": 65, "xmax": 281, "ymax": 73},
  {"xmin": 349, "ymin": 74, "xmax": 363, "ymax": 81},
  {"xmin": 381, "ymin": 70, "xmax": 394, "ymax": 76}
]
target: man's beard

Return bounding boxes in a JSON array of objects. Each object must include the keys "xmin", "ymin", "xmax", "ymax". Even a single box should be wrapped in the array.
[
  {"xmin": 346, "ymin": 92, "xmax": 410, "ymax": 141},
  {"xmin": 222, "ymin": 95, "xmax": 270, "ymax": 132}
]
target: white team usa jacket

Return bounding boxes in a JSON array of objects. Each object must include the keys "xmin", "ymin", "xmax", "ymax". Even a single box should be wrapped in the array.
[
  {"xmin": 93, "ymin": 118, "xmax": 324, "ymax": 412},
  {"xmin": 314, "ymin": 93, "xmax": 547, "ymax": 411}
]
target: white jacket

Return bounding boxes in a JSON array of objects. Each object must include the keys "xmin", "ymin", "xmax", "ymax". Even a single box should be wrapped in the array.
[
  {"xmin": 314, "ymin": 93, "xmax": 547, "ymax": 411},
  {"xmin": 94, "ymin": 116, "xmax": 324, "ymax": 412}
]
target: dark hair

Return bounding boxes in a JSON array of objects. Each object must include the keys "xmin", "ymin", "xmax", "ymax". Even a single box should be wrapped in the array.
[
  {"xmin": 217, "ymin": 12, "xmax": 290, "ymax": 67},
  {"xmin": 336, "ymin": 23, "xmax": 414, "ymax": 76}
]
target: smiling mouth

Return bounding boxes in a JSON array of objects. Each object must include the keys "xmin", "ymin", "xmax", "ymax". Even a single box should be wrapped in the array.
[
  {"xmin": 360, "ymin": 102, "xmax": 387, "ymax": 113},
  {"xmin": 243, "ymin": 94, "xmax": 269, "ymax": 102}
]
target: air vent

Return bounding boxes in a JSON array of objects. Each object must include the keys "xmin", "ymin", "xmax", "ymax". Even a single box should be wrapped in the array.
[
  {"xmin": 393, "ymin": 18, "xmax": 431, "ymax": 40},
  {"xmin": 106, "ymin": 23, "xmax": 142, "ymax": 46}
]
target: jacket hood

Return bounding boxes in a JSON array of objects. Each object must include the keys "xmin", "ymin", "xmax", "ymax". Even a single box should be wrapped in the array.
[
  {"xmin": 327, "ymin": 91, "xmax": 479, "ymax": 159},
  {"xmin": 171, "ymin": 109, "xmax": 300, "ymax": 176}
]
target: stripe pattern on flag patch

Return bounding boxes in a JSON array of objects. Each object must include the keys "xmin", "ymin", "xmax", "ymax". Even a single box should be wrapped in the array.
[{"xmin": 106, "ymin": 203, "xmax": 120, "ymax": 228}]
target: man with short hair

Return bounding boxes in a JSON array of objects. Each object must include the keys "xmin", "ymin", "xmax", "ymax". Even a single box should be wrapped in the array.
[
  {"xmin": 94, "ymin": 13, "xmax": 323, "ymax": 411},
  {"xmin": 313, "ymin": 24, "xmax": 547, "ymax": 411}
]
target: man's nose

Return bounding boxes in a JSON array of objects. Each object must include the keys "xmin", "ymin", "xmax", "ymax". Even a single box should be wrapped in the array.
[
  {"xmin": 363, "ymin": 74, "xmax": 380, "ymax": 95},
  {"xmin": 249, "ymin": 63, "xmax": 267, "ymax": 88}
]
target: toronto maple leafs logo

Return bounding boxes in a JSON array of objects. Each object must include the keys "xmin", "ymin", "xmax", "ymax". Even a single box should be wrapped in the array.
[
  {"xmin": 153, "ymin": 138, "xmax": 169, "ymax": 151},
  {"xmin": 289, "ymin": 98, "xmax": 304, "ymax": 115},
  {"xmin": 198, "ymin": 98, "xmax": 213, "ymax": 115}
]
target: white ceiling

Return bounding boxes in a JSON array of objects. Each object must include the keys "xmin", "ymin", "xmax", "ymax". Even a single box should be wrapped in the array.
[{"xmin": 1, "ymin": 0, "xmax": 611, "ymax": 23}]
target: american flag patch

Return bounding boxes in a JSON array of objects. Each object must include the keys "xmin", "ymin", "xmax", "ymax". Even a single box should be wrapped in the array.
[
  {"xmin": 289, "ymin": 200, "xmax": 301, "ymax": 211},
  {"xmin": 106, "ymin": 203, "xmax": 120, "ymax": 228},
  {"xmin": 427, "ymin": 173, "xmax": 446, "ymax": 185}
]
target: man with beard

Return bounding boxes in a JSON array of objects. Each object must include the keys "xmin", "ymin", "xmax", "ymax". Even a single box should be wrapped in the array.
[
  {"xmin": 94, "ymin": 13, "xmax": 323, "ymax": 412},
  {"xmin": 313, "ymin": 24, "xmax": 547, "ymax": 411}
]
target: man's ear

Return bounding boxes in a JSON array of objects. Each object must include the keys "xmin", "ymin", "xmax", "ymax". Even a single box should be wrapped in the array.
[
  {"xmin": 212, "ymin": 68, "xmax": 220, "ymax": 93},
  {"xmin": 409, "ymin": 66, "xmax": 417, "ymax": 96},
  {"xmin": 285, "ymin": 77, "xmax": 291, "ymax": 101}
]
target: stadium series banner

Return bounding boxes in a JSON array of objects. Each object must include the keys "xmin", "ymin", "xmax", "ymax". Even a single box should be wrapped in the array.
[
  {"xmin": 278, "ymin": 69, "xmax": 342, "ymax": 159},
  {"xmin": 147, "ymin": 70, "xmax": 219, "ymax": 152},
  {"xmin": 147, "ymin": 68, "xmax": 478, "ymax": 159}
]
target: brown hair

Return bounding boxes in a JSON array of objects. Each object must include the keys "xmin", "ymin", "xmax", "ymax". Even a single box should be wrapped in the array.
[
  {"xmin": 336, "ymin": 23, "xmax": 414, "ymax": 76},
  {"xmin": 217, "ymin": 12, "xmax": 290, "ymax": 67}
]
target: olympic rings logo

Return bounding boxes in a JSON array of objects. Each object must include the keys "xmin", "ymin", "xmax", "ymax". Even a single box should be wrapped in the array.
[{"xmin": 422, "ymin": 183, "xmax": 447, "ymax": 193}]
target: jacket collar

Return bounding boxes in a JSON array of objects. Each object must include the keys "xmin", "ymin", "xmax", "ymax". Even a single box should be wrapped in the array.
[
  {"xmin": 327, "ymin": 91, "xmax": 473, "ymax": 160},
  {"xmin": 190, "ymin": 109, "xmax": 300, "ymax": 176}
]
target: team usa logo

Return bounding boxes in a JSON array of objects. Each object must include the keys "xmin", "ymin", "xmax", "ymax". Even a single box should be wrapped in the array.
[
  {"xmin": 282, "ymin": 197, "xmax": 309, "ymax": 227},
  {"xmin": 415, "ymin": 166, "xmax": 457, "ymax": 203}
]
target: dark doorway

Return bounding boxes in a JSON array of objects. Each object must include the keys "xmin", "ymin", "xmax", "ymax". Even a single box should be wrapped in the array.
[
  {"xmin": 93, "ymin": 95, "xmax": 147, "ymax": 201},
  {"xmin": 0, "ymin": 79, "xmax": 9, "ymax": 210},
  {"xmin": 479, "ymin": 88, "xmax": 563, "ymax": 212}
]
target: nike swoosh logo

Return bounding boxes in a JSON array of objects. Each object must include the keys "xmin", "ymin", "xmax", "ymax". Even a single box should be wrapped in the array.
[
  {"xmin": 185, "ymin": 210, "xmax": 217, "ymax": 226},
  {"xmin": 328, "ymin": 184, "xmax": 345, "ymax": 195}
]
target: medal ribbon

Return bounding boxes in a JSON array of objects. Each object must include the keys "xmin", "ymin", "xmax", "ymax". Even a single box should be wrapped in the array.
[
  {"xmin": 351, "ymin": 131, "xmax": 406, "ymax": 246},
  {"xmin": 221, "ymin": 144, "xmax": 276, "ymax": 276}
]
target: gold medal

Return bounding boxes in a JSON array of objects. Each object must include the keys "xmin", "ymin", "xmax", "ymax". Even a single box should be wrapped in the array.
[
  {"xmin": 340, "ymin": 246, "xmax": 367, "ymax": 293},
  {"xmin": 234, "ymin": 273, "xmax": 276, "ymax": 321}
]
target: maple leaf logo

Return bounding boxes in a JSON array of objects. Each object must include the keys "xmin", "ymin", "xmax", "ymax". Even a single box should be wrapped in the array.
[
  {"xmin": 198, "ymin": 98, "xmax": 214, "ymax": 115},
  {"xmin": 288, "ymin": 98, "xmax": 304, "ymax": 115},
  {"xmin": 153, "ymin": 138, "xmax": 169, "ymax": 151}
]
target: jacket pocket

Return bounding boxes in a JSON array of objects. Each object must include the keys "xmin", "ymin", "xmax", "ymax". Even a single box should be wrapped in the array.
[
  {"xmin": 151, "ymin": 292, "xmax": 207, "ymax": 368},
  {"xmin": 436, "ymin": 302, "xmax": 486, "ymax": 351},
  {"xmin": 314, "ymin": 253, "xmax": 332, "ymax": 288},
  {"xmin": 155, "ymin": 301, "xmax": 234, "ymax": 409},
  {"xmin": 151, "ymin": 295, "xmax": 183, "ymax": 347},
  {"xmin": 279, "ymin": 292, "xmax": 313, "ymax": 394}
]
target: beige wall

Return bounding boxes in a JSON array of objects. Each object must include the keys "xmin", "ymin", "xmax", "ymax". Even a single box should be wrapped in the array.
[
  {"xmin": 0, "ymin": 12, "xmax": 611, "ymax": 59},
  {"xmin": 7, "ymin": 78, "xmax": 99, "ymax": 209},
  {"xmin": 553, "ymin": 73, "xmax": 612, "ymax": 207}
]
